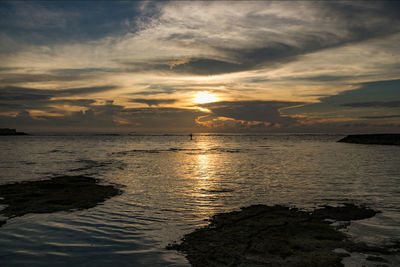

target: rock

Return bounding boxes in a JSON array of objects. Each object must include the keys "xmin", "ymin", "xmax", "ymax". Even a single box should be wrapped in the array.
[
  {"xmin": 0, "ymin": 128, "xmax": 28, "ymax": 135},
  {"xmin": 0, "ymin": 176, "xmax": 121, "ymax": 227},
  {"xmin": 167, "ymin": 204, "xmax": 391, "ymax": 267},
  {"xmin": 338, "ymin": 134, "xmax": 400, "ymax": 145},
  {"xmin": 366, "ymin": 255, "xmax": 387, "ymax": 262}
]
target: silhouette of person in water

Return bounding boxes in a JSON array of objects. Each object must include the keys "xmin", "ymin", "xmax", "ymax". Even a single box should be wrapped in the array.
[{"xmin": 190, "ymin": 133, "xmax": 193, "ymax": 140}]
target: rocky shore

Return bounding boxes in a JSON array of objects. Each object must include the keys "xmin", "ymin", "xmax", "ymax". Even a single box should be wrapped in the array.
[
  {"xmin": 338, "ymin": 134, "xmax": 400, "ymax": 145},
  {"xmin": 0, "ymin": 175, "xmax": 121, "ymax": 227},
  {"xmin": 168, "ymin": 204, "xmax": 394, "ymax": 266}
]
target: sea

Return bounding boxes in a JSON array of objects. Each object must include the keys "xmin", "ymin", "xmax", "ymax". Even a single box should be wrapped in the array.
[{"xmin": 0, "ymin": 134, "xmax": 399, "ymax": 266}]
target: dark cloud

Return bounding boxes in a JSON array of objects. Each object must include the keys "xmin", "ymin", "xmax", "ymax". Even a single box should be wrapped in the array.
[
  {"xmin": 0, "ymin": 105, "xmax": 124, "ymax": 132},
  {"xmin": 147, "ymin": 2, "xmax": 400, "ymax": 76},
  {"xmin": 51, "ymin": 68, "xmax": 112, "ymax": 75},
  {"xmin": 168, "ymin": 58, "xmax": 244, "ymax": 76},
  {"xmin": 50, "ymin": 99, "xmax": 96, "ymax": 106},
  {"xmin": 2, "ymin": 1, "xmax": 400, "ymax": 79},
  {"xmin": 129, "ymin": 98, "xmax": 177, "ymax": 107},
  {"xmin": 0, "ymin": 98, "xmax": 95, "ymax": 113},
  {"xmin": 203, "ymin": 101, "xmax": 304, "ymax": 127},
  {"xmin": 0, "ymin": 85, "xmax": 117, "ymax": 99},
  {"xmin": 360, "ymin": 115, "xmax": 400, "ymax": 119},
  {"xmin": 341, "ymin": 101, "xmax": 400, "ymax": 108},
  {"xmin": 0, "ymin": 68, "xmax": 111, "ymax": 84},
  {"xmin": 196, "ymin": 100, "xmax": 400, "ymax": 133},
  {"xmin": 59, "ymin": 85, "xmax": 117, "ymax": 96},
  {"xmin": 128, "ymin": 84, "xmax": 180, "ymax": 96},
  {"xmin": 0, "ymin": 67, "xmax": 21, "ymax": 72},
  {"xmin": 0, "ymin": 103, "xmax": 208, "ymax": 133},
  {"xmin": 115, "ymin": 0, "xmax": 400, "ymax": 77},
  {"xmin": 118, "ymin": 61, "xmax": 168, "ymax": 73},
  {"xmin": 119, "ymin": 108, "xmax": 207, "ymax": 133},
  {"xmin": 287, "ymin": 75, "xmax": 355, "ymax": 83},
  {"xmin": 127, "ymin": 83, "xmax": 228, "ymax": 97},
  {"xmin": 0, "ymin": 73, "xmax": 84, "ymax": 84},
  {"xmin": 285, "ymin": 79, "xmax": 400, "ymax": 115},
  {"xmin": 0, "ymin": 102, "xmax": 23, "ymax": 112},
  {"xmin": 0, "ymin": 2, "xmax": 143, "ymax": 47},
  {"xmin": 0, "ymin": 85, "xmax": 116, "ymax": 114},
  {"xmin": 0, "ymin": 89, "xmax": 51, "ymax": 101},
  {"xmin": 325, "ymin": 79, "xmax": 400, "ymax": 104},
  {"xmin": 123, "ymin": 27, "xmax": 398, "ymax": 77},
  {"xmin": 119, "ymin": 48, "xmax": 300, "ymax": 76}
]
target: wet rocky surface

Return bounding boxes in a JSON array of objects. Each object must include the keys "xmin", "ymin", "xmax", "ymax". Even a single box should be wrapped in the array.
[
  {"xmin": 168, "ymin": 204, "xmax": 395, "ymax": 267},
  {"xmin": 0, "ymin": 175, "xmax": 121, "ymax": 227}
]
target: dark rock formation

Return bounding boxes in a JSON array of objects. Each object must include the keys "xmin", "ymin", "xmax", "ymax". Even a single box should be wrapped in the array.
[
  {"xmin": 338, "ymin": 134, "xmax": 400, "ymax": 145},
  {"xmin": 0, "ymin": 128, "xmax": 28, "ymax": 135},
  {"xmin": 167, "ymin": 204, "xmax": 392, "ymax": 267},
  {"xmin": 0, "ymin": 176, "xmax": 121, "ymax": 227}
]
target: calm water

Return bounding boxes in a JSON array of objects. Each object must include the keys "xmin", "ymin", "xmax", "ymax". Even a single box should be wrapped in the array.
[{"xmin": 0, "ymin": 134, "xmax": 399, "ymax": 266}]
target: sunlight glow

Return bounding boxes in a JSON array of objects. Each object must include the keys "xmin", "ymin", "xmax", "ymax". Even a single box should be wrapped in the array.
[{"xmin": 193, "ymin": 92, "xmax": 219, "ymax": 104}]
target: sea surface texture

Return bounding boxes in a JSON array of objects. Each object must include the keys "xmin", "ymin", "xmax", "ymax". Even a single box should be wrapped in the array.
[{"xmin": 0, "ymin": 134, "xmax": 399, "ymax": 266}]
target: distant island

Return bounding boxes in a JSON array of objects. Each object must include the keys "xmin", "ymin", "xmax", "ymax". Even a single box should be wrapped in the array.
[
  {"xmin": 338, "ymin": 134, "xmax": 400, "ymax": 145},
  {"xmin": 0, "ymin": 128, "xmax": 28, "ymax": 135}
]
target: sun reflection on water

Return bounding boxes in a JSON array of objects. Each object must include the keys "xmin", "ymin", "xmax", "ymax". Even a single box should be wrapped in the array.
[
  {"xmin": 188, "ymin": 137, "xmax": 221, "ymax": 218},
  {"xmin": 197, "ymin": 154, "xmax": 210, "ymax": 180}
]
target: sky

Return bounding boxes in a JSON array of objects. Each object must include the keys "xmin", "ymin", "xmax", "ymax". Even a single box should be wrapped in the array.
[{"xmin": 0, "ymin": 1, "xmax": 399, "ymax": 133}]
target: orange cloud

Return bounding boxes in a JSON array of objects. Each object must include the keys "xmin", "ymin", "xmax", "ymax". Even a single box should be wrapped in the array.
[{"xmin": 196, "ymin": 115, "xmax": 270, "ymax": 130}]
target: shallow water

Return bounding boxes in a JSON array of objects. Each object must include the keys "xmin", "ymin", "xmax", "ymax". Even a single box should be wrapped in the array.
[{"xmin": 0, "ymin": 134, "xmax": 399, "ymax": 266}]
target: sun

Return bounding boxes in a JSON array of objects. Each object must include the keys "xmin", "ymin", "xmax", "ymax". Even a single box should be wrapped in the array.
[{"xmin": 193, "ymin": 92, "xmax": 219, "ymax": 104}]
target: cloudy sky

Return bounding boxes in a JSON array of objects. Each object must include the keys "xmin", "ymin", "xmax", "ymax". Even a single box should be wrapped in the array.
[{"xmin": 0, "ymin": 1, "xmax": 399, "ymax": 133}]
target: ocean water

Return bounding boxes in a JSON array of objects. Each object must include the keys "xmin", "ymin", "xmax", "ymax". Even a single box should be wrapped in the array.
[{"xmin": 0, "ymin": 134, "xmax": 399, "ymax": 266}]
